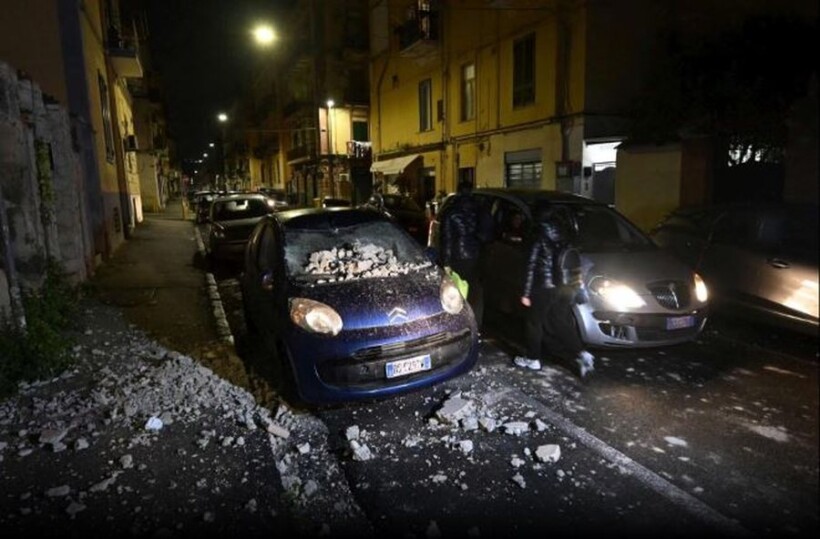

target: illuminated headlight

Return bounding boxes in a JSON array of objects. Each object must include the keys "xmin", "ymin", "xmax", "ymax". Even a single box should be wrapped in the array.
[
  {"xmin": 589, "ymin": 277, "xmax": 646, "ymax": 310},
  {"xmin": 290, "ymin": 298, "xmax": 343, "ymax": 336},
  {"xmin": 694, "ymin": 273, "xmax": 709, "ymax": 303},
  {"xmin": 440, "ymin": 278, "xmax": 464, "ymax": 314}
]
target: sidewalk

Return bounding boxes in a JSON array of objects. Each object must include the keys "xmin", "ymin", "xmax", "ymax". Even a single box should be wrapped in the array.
[{"xmin": 0, "ymin": 200, "xmax": 371, "ymax": 538}]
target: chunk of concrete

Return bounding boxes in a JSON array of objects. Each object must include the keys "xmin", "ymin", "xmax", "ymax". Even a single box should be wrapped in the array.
[
  {"xmin": 535, "ymin": 444, "xmax": 561, "ymax": 463},
  {"xmin": 435, "ymin": 397, "xmax": 476, "ymax": 425}
]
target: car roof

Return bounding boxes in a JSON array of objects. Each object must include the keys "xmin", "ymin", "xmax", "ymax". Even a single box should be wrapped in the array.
[
  {"xmin": 212, "ymin": 193, "xmax": 268, "ymax": 203},
  {"xmin": 473, "ymin": 188, "xmax": 601, "ymax": 206}
]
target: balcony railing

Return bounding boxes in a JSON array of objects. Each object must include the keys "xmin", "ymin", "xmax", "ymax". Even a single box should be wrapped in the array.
[{"xmin": 396, "ymin": 8, "xmax": 439, "ymax": 55}]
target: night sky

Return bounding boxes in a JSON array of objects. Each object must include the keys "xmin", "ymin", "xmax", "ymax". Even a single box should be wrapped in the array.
[{"xmin": 144, "ymin": 0, "xmax": 293, "ymax": 165}]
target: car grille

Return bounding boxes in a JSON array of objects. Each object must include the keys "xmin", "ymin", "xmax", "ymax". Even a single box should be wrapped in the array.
[
  {"xmin": 351, "ymin": 330, "xmax": 467, "ymax": 362},
  {"xmin": 648, "ymin": 281, "xmax": 691, "ymax": 310}
]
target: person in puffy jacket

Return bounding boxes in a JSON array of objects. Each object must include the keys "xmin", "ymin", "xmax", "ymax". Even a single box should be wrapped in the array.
[
  {"xmin": 516, "ymin": 204, "xmax": 595, "ymax": 377},
  {"xmin": 440, "ymin": 180, "xmax": 492, "ymax": 329}
]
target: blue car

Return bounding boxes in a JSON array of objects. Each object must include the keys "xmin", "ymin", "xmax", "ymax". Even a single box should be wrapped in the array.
[{"xmin": 240, "ymin": 207, "xmax": 479, "ymax": 404}]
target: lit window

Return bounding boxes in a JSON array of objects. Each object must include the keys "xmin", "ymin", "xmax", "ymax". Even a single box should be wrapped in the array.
[{"xmin": 461, "ymin": 63, "xmax": 475, "ymax": 121}]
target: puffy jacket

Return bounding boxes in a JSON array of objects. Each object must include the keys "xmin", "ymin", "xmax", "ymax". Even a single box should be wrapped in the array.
[
  {"xmin": 522, "ymin": 222, "xmax": 562, "ymax": 297},
  {"xmin": 441, "ymin": 195, "xmax": 486, "ymax": 264}
]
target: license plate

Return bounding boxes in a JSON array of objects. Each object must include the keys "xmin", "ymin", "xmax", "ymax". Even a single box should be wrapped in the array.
[
  {"xmin": 666, "ymin": 315, "xmax": 695, "ymax": 330},
  {"xmin": 385, "ymin": 354, "xmax": 432, "ymax": 379}
]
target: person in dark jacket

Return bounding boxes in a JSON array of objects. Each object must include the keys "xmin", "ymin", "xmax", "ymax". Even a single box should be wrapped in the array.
[
  {"xmin": 440, "ymin": 180, "xmax": 491, "ymax": 329},
  {"xmin": 516, "ymin": 205, "xmax": 595, "ymax": 377}
]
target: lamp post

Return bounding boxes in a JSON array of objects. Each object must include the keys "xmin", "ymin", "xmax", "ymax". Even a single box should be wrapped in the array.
[
  {"xmin": 217, "ymin": 112, "xmax": 228, "ymax": 190},
  {"xmin": 326, "ymin": 99, "xmax": 335, "ymax": 197}
]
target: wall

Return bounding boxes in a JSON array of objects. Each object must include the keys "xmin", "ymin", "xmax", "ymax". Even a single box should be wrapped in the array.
[{"xmin": 615, "ymin": 144, "xmax": 682, "ymax": 231}]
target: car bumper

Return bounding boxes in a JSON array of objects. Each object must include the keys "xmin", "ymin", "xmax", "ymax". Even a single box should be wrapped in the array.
[
  {"xmin": 576, "ymin": 306, "xmax": 709, "ymax": 348},
  {"xmin": 284, "ymin": 312, "xmax": 479, "ymax": 404}
]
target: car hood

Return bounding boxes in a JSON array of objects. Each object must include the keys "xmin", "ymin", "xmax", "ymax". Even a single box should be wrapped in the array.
[
  {"xmin": 584, "ymin": 250, "xmax": 695, "ymax": 291},
  {"xmin": 291, "ymin": 270, "xmax": 446, "ymax": 331}
]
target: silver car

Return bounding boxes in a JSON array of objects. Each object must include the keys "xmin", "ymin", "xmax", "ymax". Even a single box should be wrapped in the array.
[
  {"xmin": 651, "ymin": 203, "xmax": 818, "ymax": 335},
  {"xmin": 430, "ymin": 189, "xmax": 710, "ymax": 348},
  {"xmin": 206, "ymin": 194, "xmax": 276, "ymax": 263}
]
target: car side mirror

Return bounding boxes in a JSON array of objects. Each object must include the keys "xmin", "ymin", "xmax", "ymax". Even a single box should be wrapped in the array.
[{"xmin": 261, "ymin": 270, "xmax": 274, "ymax": 292}]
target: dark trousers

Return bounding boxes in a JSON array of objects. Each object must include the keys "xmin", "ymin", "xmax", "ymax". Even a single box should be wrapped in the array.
[
  {"xmin": 525, "ymin": 287, "xmax": 583, "ymax": 362},
  {"xmin": 451, "ymin": 257, "xmax": 484, "ymax": 330}
]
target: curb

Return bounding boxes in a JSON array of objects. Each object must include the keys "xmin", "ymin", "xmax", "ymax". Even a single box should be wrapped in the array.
[{"xmin": 193, "ymin": 226, "xmax": 234, "ymax": 345}]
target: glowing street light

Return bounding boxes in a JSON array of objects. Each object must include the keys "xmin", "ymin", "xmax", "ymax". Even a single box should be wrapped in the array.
[
  {"xmin": 252, "ymin": 24, "xmax": 276, "ymax": 46},
  {"xmin": 209, "ymin": 142, "xmax": 215, "ymax": 148},
  {"xmin": 217, "ymin": 113, "xmax": 228, "ymax": 123},
  {"xmin": 203, "ymin": 152, "xmax": 208, "ymax": 158}
]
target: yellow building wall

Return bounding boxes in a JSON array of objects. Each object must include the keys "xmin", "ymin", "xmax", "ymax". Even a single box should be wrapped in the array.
[{"xmin": 615, "ymin": 144, "xmax": 682, "ymax": 232}]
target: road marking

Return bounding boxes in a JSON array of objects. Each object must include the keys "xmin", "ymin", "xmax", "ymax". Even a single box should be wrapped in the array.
[{"xmin": 505, "ymin": 388, "xmax": 752, "ymax": 538}]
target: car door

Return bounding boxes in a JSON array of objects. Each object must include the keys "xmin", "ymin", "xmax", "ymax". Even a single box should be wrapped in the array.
[
  {"xmin": 243, "ymin": 221, "xmax": 281, "ymax": 336},
  {"xmin": 479, "ymin": 195, "xmax": 530, "ymax": 316},
  {"xmin": 752, "ymin": 208, "xmax": 819, "ymax": 321},
  {"xmin": 698, "ymin": 209, "xmax": 762, "ymax": 307}
]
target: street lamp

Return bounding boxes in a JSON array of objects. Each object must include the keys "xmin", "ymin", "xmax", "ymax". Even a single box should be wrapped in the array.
[
  {"xmin": 252, "ymin": 24, "xmax": 276, "ymax": 46},
  {"xmin": 209, "ymin": 142, "xmax": 215, "ymax": 148},
  {"xmin": 217, "ymin": 113, "xmax": 228, "ymax": 123}
]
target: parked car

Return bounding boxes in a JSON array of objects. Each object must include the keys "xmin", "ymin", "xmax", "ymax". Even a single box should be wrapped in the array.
[
  {"xmin": 240, "ymin": 207, "xmax": 479, "ymax": 404},
  {"xmin": 259, "ymin": 187, "xmax": 290, "ymax": 210},
  {"xmin": 206, "ymin": 194, "xmax": 276, "ymax": 263},
  {"xmin": 651, "ymin": 203, "xmax": 818, "ymax": 335},
  {"xmin": 429, "ymin": 189, "xmax": 710, "ymax": 348},
  {"xmin": 374, "ymin": 194, "xmax": 429, "ymax": 245}
]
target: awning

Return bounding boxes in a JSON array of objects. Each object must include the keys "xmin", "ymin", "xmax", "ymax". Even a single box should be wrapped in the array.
[{"xmin": 370, "ymin": 154, "xmax": 421, "ymax": 175}]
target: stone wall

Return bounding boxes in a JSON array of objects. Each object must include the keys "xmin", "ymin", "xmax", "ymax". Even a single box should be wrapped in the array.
[{"xmin": 1, "ymin": 61, "xmax": 94, "ymax": 325}]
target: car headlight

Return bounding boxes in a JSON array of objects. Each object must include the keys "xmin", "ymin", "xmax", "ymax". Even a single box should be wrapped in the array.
[
  {"xmin": 440, "ymin": 277, "xmax": 464, "ymax": 314},
  {"xmin": 290, "ymin": 298, "xmax": 343, "ymax": 336},
  {"xmin": 588, "ymin": 277, "xmax": 646, "ymax": 310},
  {"xmin": 694, "ymin": 273, "xmax": 709, "ymax": 303}
]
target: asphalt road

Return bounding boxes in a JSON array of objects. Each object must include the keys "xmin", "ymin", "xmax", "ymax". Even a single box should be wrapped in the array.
[{"xmin": 211, "ymin": 258, "xmax": 818, "ymax": 539}]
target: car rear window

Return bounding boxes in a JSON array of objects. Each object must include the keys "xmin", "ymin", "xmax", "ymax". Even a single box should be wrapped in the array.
[{"xmin": 212, "ymin": 198, "xmax": 271, "ymax": 221}]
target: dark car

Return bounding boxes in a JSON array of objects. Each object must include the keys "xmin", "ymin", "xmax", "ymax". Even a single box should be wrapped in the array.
[
  {"xmin": 651, "ymin": 203, "xmax": 818, "ymax": 335},
  {"xmin": 429, "ymin": 189, "xmax": 710, "ymax": 348},
  {"xmin": 206, "ymin": 194, "xmax": 276, "ymax": 263},
  {"xmin": 376, "ymin": 194, "xmax": 429, "ymax": 245},
  {"xmin": 240, "ymin": 207, "xmax": 479, "ymax": 404}
]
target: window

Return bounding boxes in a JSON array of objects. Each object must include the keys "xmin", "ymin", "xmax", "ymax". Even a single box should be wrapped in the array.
[
  {"xmin": 513, "ymin": 33, "xmax": 535, "ymax": 107},
  {"xmin": 460, "ymin": 63, "xmax": 475, "ymax": 121},
  {"xmin": 352, "ymin": 121, "xmax": 368, "ymax": 141},
  {"xmin": 419, "ymin": 78, "xmax": 432, "ymax": 131},
  {"xmin": 98, "ymin": 72, "xmax": 115, "ymax": 162},
  {"xmin": 505, "ymin": 149, "xmax": 541, "ymax": 188}
]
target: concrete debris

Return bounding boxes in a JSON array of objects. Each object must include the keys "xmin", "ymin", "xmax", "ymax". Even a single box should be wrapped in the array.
[
  {"xmin": 45, "ymin": 485, "xmax": 70, "ymax": 497},
  {"xmin": 38, "ymin": 428, "xmax": 68, "ymax": 445},
  {"xmin": 458, "ymin": 440, "xmax": 474, "ymax": 455},
  {"xmin": 144, "ymin": 416, "xmax": 163, "ymax": 431},
  {"xmin": 304, "ymin": 480, "xmax": 319, "ymax": 497},
  {"xmin": 511, "ymin": 473, "xmax": 526, "ymax": 489},
  {"xmin": 266, "ymin": 422, "xmax": 290, "ymax": 439},
  {"xmin": 510, "ymin": 456, "xmax": 526, "ymax": 468},
  {"xmin": 303, "ymin": 243, "xmax": 432, "ymax": 281},
  {"xmin": 535, "ymin": 444, "xmax": 561, "ymax": 463},
  {"xmin": 478, "ymin": 417, "xmax": 497, "ymax": 433},
  {"xmin": 461, "ymin": 417, "xmax": 479, "ymax": 431},
  {"xmin": 350, "ymin": 440, "xmax": 373, "ymax": 462},
  {"xmin": 203, "ymin": 512, "xmax": 215, "ymax": 523},
  {"xmin": 120, "ymin": 454, "xmax": 134, "ymax": 469},
  {"xmin": 65, "ymin": 501, "xmax": 86, "ymax": 518},
  {"xmin": 74, "ymin": 438, "xmax": 89, "ymax": 451},
  {"xmin": 435, "ymin": 396, "xmax": 476, "ymax": 425},
  {"xmin": 533, "ymin": 419, "xmax": 548, "ymax": 432},
  {"xmin": 89, "ymin": 474, "xmax": 119, "ymax": 493},
  {"xmin": 345, "ymin": 425, "xmax": 360, "ymax": 441},
  {"xmin": 502, "ymin": 422, "xmax": 530, "ymax": 436},
  {"xmin": 297, "ymin": 442, "xmax": 311, "ymax": 455},
  {"xmin": 431, "ymin": 474, "xmax": 448, "ymax": 484},
  {"xmin": 245, "ymin": 499, "xmax": 258, "ymax": 513}
]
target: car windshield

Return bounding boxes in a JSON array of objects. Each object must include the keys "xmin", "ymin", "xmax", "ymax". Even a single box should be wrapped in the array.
[
  {"xmin": 212, "ymin": 198, "xmax": 270, "ymax": 221},
  {"xmin": 549, "ymin": 204, "xmax": 654, "ymax": 252},
  {"xmin": 285, "ymin": 220, "xmax": 431, "ymax": 282}
]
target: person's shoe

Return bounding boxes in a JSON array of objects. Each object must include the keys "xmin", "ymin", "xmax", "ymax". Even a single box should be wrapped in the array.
[
  {"xmin": 514, "ymin": 356, "xmax": 542, "ymax": 370},
  {"xmin": 575, "ymin": 351, "xmax": 595, "ymax": 378}
]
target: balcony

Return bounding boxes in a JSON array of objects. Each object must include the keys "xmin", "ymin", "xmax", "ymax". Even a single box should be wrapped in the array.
[
  {"xmin": 396, "ymin": 8, "xmax": 439, "ymax": 57},
  {"xmin": 107, "ymin": 31, "xmax": 143, "ymax": 79},
  {"xmin": 287, "ymin": 144, "xmax": 314, "ymax": 164}
]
